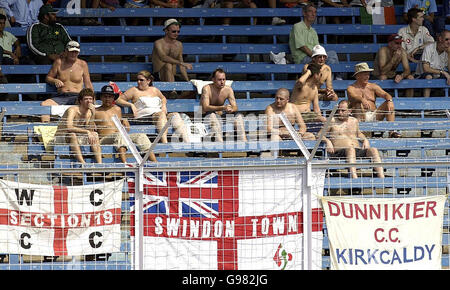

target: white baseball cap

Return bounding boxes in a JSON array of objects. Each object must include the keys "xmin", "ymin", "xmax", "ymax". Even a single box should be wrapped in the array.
[
  {"xmin": 164, "ymin": 18, "xmax": 180, "ymax": 30},
  {"xmin": 311, "ymin": 45, "xmax": 327, "ymax": 58},
  {"xmin": 66, "ymin": 41, "xmax": 80, "ymax": 52}
]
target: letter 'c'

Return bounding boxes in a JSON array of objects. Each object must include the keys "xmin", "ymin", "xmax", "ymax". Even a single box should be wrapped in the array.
[{"xmin": 374, "ymin": 228, "xmax": 385, "ymax": 242}]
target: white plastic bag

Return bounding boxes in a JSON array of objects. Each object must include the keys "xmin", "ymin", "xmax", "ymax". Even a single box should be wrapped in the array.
[{"xmin": 270, "ymin": 51, "xmax": 287, "ymax": 65}]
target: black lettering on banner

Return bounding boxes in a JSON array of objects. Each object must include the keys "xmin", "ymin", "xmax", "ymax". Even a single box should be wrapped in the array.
[
  {"xmin": 89, "ymin": 231, "xmax": 103, "ymax": 248},
  {"xmin": 15, "ymin": 189, "xmax": 35, "ymax": 206},
  {"xmin": 20, "ymin": 233, "xmax": 32, "ymax": 249},
  {"xmin": 90, "ymin": 189, "xmax": 103, "ymax": 206}
]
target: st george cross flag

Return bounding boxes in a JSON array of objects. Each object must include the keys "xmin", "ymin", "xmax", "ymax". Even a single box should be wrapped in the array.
[
  {"xmin": 0, "ymin": 179, "xmax": 124, "ymax": 256},
  {"xmin": 129, "ymin": 168, "xmax": 325, "ymax": 270}
]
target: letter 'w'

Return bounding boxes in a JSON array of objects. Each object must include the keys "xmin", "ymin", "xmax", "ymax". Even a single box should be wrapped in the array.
[{"xmin": 15, "ymin": 189, "xmax": 35, "ymax": 206}]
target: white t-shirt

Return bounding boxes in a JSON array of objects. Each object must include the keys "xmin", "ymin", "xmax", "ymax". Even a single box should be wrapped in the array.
[
  {"xmin": 398, "ymin": 25, "xmax": 434, "ymax": 54},
  {"xmin": 416, "ymin": 42, "xmax": 448, "ymax": 75}
]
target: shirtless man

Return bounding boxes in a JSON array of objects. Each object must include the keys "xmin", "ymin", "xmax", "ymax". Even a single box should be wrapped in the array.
[
  {"xmin": 373, "ymin": 34, "xmax": 414, "ymax": 97},
  {"xmin": 302, "ymin": 45, "xmax": 338, "ymax": 101},
  {"xmin": 116, "ymin": 70, "xmax": 190, "ymax": 143},
  {"xmin": 265, "ymin": 88, "xmax": 315, "ymax": 141},
  {"xmin": 41, "ymin": 41, "xmax": 93, "ymax": 122},
  {"xmin": 291, "ymin": 62, "xmax": 327, "ymax": 123},
  {"xmin": 200, "ymin": 68, "xmax": 247, "ymax": 142},
  {"xmin": 151, "ymin": 19, "xmax": 192, "ymax": 82},
  {"xmin": 94, "ymin": 85, "xmax": 157, "ymax": 163},
  {"xmin": 346, "ymin": 62, "xmax": 400, "ymax": 137},
  {"xmin": 321, "ymin": 100, "xmax": 384, "ymax": 179},
  {"xmin": 53, "ymin": 88, "xmax": 102, "ymax": 164}
]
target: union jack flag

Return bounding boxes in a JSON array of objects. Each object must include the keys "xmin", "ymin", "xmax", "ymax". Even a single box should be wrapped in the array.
[
  {"xmin": 129, "ymin": 169, "xmax": 325, "ymax": 270},
  {"xmin": 128, "ymin": 171, "xmax": 224, "ymax": 217}
]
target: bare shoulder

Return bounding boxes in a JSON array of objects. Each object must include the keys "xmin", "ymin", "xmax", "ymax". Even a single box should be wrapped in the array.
[
  {"xmin": 368, "ymin": 82, "xmax": 382, "ymax": 90},
  {"xmin": 347, "ymin": 83, "xmax": 357, "ymax": 92},
  {"xmin": 201, "ymin": 84, "xmax": 212, "ymax": 95},
  {"xmin": 224, "ymin": 85, "xmax": 234, "ymax": 94},
  {"xmin": 63, "ymin": 105, "xmax": 78, "ymax": 117},
  {"xmin": 348, "ymin": 116, "xmax": 359, "ymax": 125},
  {"xmin": 322, "ymin": 64, "xmax": 331, "ymax": 72},
  {"xmin": 265, "ymin": 103, "xmax": 275, "ymax": 113},
  {"xmin": 112, "ymin": 105, "xmax": 122, "ymax": 114},
  {"xmin": 286, "ymin": 102, "xmax": 298, "ymax": 111},
  {"xmin": 78, "ymin": 58, "xmax": 89, "ymax": 67},
  {"xmin": 53, "ymin": 58, "xmax": 62, "ymax": 66}
]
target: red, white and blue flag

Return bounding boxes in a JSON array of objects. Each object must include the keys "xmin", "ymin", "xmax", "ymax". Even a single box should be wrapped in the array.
[{"xmin": 129, "ymin": 169, "xmax": 325, "ymax": 270}]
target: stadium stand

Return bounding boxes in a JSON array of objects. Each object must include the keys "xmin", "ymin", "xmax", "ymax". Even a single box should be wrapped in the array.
[{"xmin": 0, "ymin": 6, "xmax": 448, "ymax": 270}]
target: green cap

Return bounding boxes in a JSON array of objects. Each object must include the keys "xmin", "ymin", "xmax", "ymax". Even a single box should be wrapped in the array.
[{"xmin": 38, "ymin": 4, "xmax": 59, "ymax": 19}]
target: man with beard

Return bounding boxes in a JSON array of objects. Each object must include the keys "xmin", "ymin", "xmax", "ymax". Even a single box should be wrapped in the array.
[
  {"xmin": 40, "ymin": 41, "xmax": 93, "ymax": 122},
  {"xmin": 26, "ymin": 4, "xmax": 71, "ymax": 65},
  {"xmin": 321, "ymin": 100, "xmax": 385, "ymax": 179},
  {"xmin": 302, "ymin": 45, "xmax": 338, "ymax": 101},
  {"xmin": 291, "ymin": 62, "xmax": 327, "ymax": 123}
]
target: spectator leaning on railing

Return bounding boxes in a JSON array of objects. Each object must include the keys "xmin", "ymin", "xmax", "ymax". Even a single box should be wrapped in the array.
[
  {"xmin": 415, "ymin": 30, "xmax": 450, "ymax": 97},
  {"xmin": 372, "ymin": 34, "xmax": 415, "ymax": 97}
]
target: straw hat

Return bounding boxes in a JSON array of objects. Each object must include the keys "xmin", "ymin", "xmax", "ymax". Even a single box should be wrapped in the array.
[{"xmin": 353, "ymin": 62, "xmax": 373, "ymax": 77}]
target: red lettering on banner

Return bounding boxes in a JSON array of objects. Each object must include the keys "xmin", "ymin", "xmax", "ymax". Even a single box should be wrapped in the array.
[
  {"xmin": 1, "ymin": 209, "xmax": 121, "ymax": 228},
  {"xmin": 0, "ymin": 184, "xmax": 121, "ymax": 256},
  {"xmin": 325, "ymin": 201, "xmax": 439, "ymax": 221},
  {"xmin": 426, "ymin": 201, "xmax": 437, "ymax": 217},
  {"xmin": 142, "ymin": 211, "xmax": 323, "ymax": 239},
  {"xmin": 413, "ymin": 202, "xmax": 425, "ymax": 219},
  {"xmin": 130, "ymin": 170, "xmax": 324, "ymax": 270}
]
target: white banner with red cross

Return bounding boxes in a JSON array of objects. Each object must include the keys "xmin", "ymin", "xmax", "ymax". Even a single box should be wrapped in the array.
[
  {"xmin": 0, "ymin": 179, "xmax": 123, "ymax": 256},
  {"xmin": 129, "ymin": 168, "xmax": 325, "ymax": 270}
]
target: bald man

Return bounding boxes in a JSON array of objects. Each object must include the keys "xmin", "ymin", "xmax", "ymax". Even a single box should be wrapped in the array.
[{"xmin": 265, "ymin": 88, "xmax": 315, "ymax": 141}]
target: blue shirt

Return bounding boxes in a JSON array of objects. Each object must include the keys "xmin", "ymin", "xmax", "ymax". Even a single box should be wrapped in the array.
[
  {"xmin": 403, "ymin": 0, "xmax": 437, "ymax": 15},
  {"xmin": 0, "ymin": 0, "xmax": 43, "ymax": 27}
]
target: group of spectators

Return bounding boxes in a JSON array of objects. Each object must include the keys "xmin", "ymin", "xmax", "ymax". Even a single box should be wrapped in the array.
[{"xmin": 0, "ymin": 2, "xmax": 448, "ymax": 178}]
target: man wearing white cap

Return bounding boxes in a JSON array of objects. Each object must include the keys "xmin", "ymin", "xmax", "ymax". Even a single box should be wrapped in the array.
[
  {"xmin": 302, "ymin": 45, "xmax": 338, "ymax": 101},
  {"xmin": 152, "ymin": 18, "xmax": 192, "ymax": 82},
  {"xmin": 346, "ymin": 62, "xmax": 401, "ymax": 137},
  {"xmin": 40, "ymin": 40, "xmax": 93, "ymax": 122}
]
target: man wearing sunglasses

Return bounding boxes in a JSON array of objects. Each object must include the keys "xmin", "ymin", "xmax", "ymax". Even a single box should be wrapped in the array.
[
  {"xmin": 40, "ymin": 40, "xmax": 93, "ymax": 122},
  {"xmin": 152, "ymin": 18, "xmax": 192, "ymax": 83}
]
